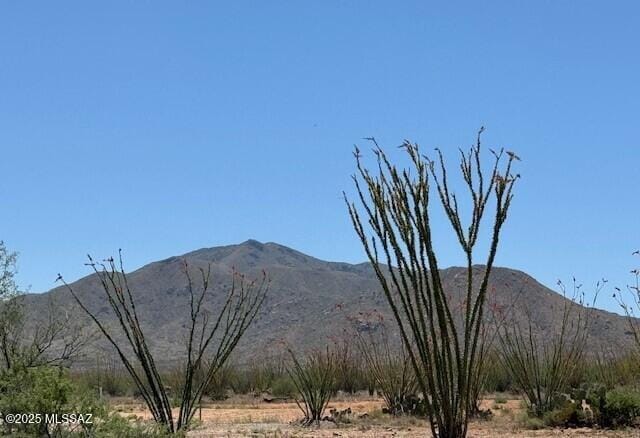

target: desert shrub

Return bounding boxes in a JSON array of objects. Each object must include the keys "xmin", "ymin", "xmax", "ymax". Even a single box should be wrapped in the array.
[
  {"xmin": 0, "ymin": 364, "xmax": 190, "ymax": 437},
  {"xmin": 520, "ymin": 413, "xmax": 545, "ymax": 430},
  {"xmin": 482, "ymin": 354, "xmax": 513, "ymax": 393},
  {"xmin": 332, "ymin": 339, "xmax": 367, "ymax": 394},
  {"xmin": 586, "ymin": 351, "xmax": 640, "ymax": 389},
  {"xmin": 523, "ymin": 384, "xmax": 640, "ymax": 429},
  {"xmin": 360, "ymin": 337, "xmax": 419, "ymax": 415},
  {"xmin": 227, "ymin": 370, "xmax": 251, "ymax": 395},
  {"xmin": 271, "ymin": 375, "xmax": 296, "ymax": 398},
  {"xmin": 229, "ymin": 357, "xmax": 287, "ymax": 395},
  {"xmin": 352, "ymin": 313, "xmax": 423, "ymax": 416},
  {"xmin": 384, "ymin": 394, "xmax": 428, "ymax": 417},
  {"xmin": 202, "ymin": 363, "xmax": 234, "ymax": 400},
  {"xmin": 0, "ymin": 365, "xmax": 105, "ymax": 436},
  {"xmin": 498, "ymin": 280, "xmax": 598, "ymax": 417},
  {"xmin": 0, "ymin": 242, "xmax": 93, "ymax": 372},
  {"xmin": 602, "ymin": 387, "xmax": 640, "ymax": 427},
  {"xmin": 97, "ymin": 370, "xmax": 134, "ymax": 397},
  {"xmin": 287, "ymin": 347, "xmax": 337, "ymax": 425},
  {"xmin": 543, "ymin": 401, "xmax": 586, "ymax": 428},
  {"xmin": 73, "ymin": 357, "xmax": 135, "ymax": 397},
  {"xmin": 226, "ymin": 365, "xmax": 255, "ymax": 395},
  {"xmin": 521, "ymin": 390, "xmax": 593, "ymax": 429},
  {"xmin": 162, "ymin": 361, "xmax": 234, "ymax": 405},
  {"xmin": 92, "ymin": 413, "xmax": 184, "ymax": 437}
]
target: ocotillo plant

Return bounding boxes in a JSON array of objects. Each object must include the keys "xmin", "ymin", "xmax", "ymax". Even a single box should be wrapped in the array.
[
  {"xmin": 497, "ymin": 280, "xmax": 599, "ymax": 417},
  {"xmin": 287, "ymin": 347, "xmax": 337, "ymax": 426},
  {"xmin": 345, "ymin": 129, "xmax": 519, "ymax": 438},
  {"xmin": 590, "ymin": 350, "xmax": 640, "ymax": 389},
  {"xmin": 353, "ymin": 317, "xmax": 418, "ymax": 415},
  {"xmin": 59, "ymin": 254, "xmax": 268, "ymax": 433},
  {"xmin": 615, "ymin": 251, "xmax": 640, "ymax": 354},
  {"xmin": 330, "ymin": 336, "xmax": 366, "ymax": 395}
]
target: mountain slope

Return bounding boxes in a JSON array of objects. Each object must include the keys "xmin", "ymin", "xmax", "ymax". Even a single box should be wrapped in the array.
[{"xmin": 22, "ymin": 240, "xmax": 635, "ymax": 366}]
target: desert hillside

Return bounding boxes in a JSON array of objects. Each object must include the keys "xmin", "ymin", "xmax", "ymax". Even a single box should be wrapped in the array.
[{"xmin": 22, "ymin": 240, "xmax": 633, "ymax": 365}]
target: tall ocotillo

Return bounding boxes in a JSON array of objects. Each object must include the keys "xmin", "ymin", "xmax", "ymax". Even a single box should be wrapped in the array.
[{"xmin": 345, "ymin": 129, "xmax": 519, "ymax": 438}]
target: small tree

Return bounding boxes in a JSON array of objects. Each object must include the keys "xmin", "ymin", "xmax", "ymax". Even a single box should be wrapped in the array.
[
  {"xmin": 59, "ymin": 253, "xmax": 268, "ymax": 433},
  {"xmin": 287, "ymin": 347, "xmax": 337, "ymax": 425},
  {"xmin": 0, "ymin": 241, "xmax": 89, "ymax": 370},
  {"xmin": 0, "ymin": 242, "xmax": 21, "ymax": 368},
  {"xmin": 0, "ymin": 241, "xmax": 18, "ymax": 302},
  {"xmin": 345, "ymin": 130, "xmax": 519, "ymax": 437}
]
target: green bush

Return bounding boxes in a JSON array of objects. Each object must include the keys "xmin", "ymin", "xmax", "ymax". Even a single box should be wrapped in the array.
[
  {"xmin": 602, "ymin": 387, "xmax": 640, "ymax": 427},
  {"xmin": 73, "ymin": 367, "xmax": 134, "ymax": 397},
  {"xmin": 92, "ymin": 413, "xmax": 182, "ymax": 437},
  {"xmin": 575, "ymin": 383, "xmax": 640, "ymax": 428},
  {"xmin": 0, "ymin": 365, "xmax": 182, "ymax": 437},
  {"xmin": 228, "ymin": 359, "xmax": 287, "ymax": 395},
  {"xmin": 0, "ymin": 366, "xmax": 105, "ymax": 436},
  {"xmin": 202, "ymin": 364, "xmax": 235, "ymax": 400},
  {"xmin": 543, "ymin": 401, "xmax": 585, "ymax": 427},
  {"xmin": 582, "ymin": 353, "xmax": 640, "ymax": 389},
  {"xmin": 482, "ymin": 358, "xmax": 513, "ymax": 393},
  {"xmin": 270, "ymin": 375, "xmax": 296, "ymax": 398},
  {"xmin": 529, "ymin": 384, "xmax": 640, "ymax": 429},
  {"xmin": 163, "ymin": 363, "xmax": 236, "ymax": 403},
  {"xmin": 519, "ymin": 413, "xmax": 545, "ymax": 430},
  {"xmin": 535, "ymin": 383, "xmax": 601, "ymax": 428}
]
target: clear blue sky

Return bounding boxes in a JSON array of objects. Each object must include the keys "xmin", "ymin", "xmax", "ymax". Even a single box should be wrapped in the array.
[{"xmin": 1, "ymin": 2, "xmax": 638, "ymax": 313}]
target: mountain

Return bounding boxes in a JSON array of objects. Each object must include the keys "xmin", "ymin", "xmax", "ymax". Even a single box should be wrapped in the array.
[{"xmin": 21, "ymin": 240, "xmax": 635, "ymax": 367}]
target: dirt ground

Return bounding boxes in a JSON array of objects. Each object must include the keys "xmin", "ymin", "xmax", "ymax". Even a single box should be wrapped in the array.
[{"xmin": 113, "ymin": 395, "xmax": 640, "ymax": 437}]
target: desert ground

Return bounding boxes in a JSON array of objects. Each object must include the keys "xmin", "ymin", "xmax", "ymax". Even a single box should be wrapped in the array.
[{"xmin": 112, "ymin": 395, "xmax": 638, "ymax": 438}]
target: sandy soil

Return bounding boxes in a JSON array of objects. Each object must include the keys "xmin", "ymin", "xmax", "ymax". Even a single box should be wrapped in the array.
[{"xmin": 113, "ymin": 396, "xmax": 639, "ymax": 438}]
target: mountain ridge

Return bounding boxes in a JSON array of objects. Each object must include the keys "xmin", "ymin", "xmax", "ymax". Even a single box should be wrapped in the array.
[{"xmin": 22, "ymin": 240, "xmax": 635, "ymax": 366}]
